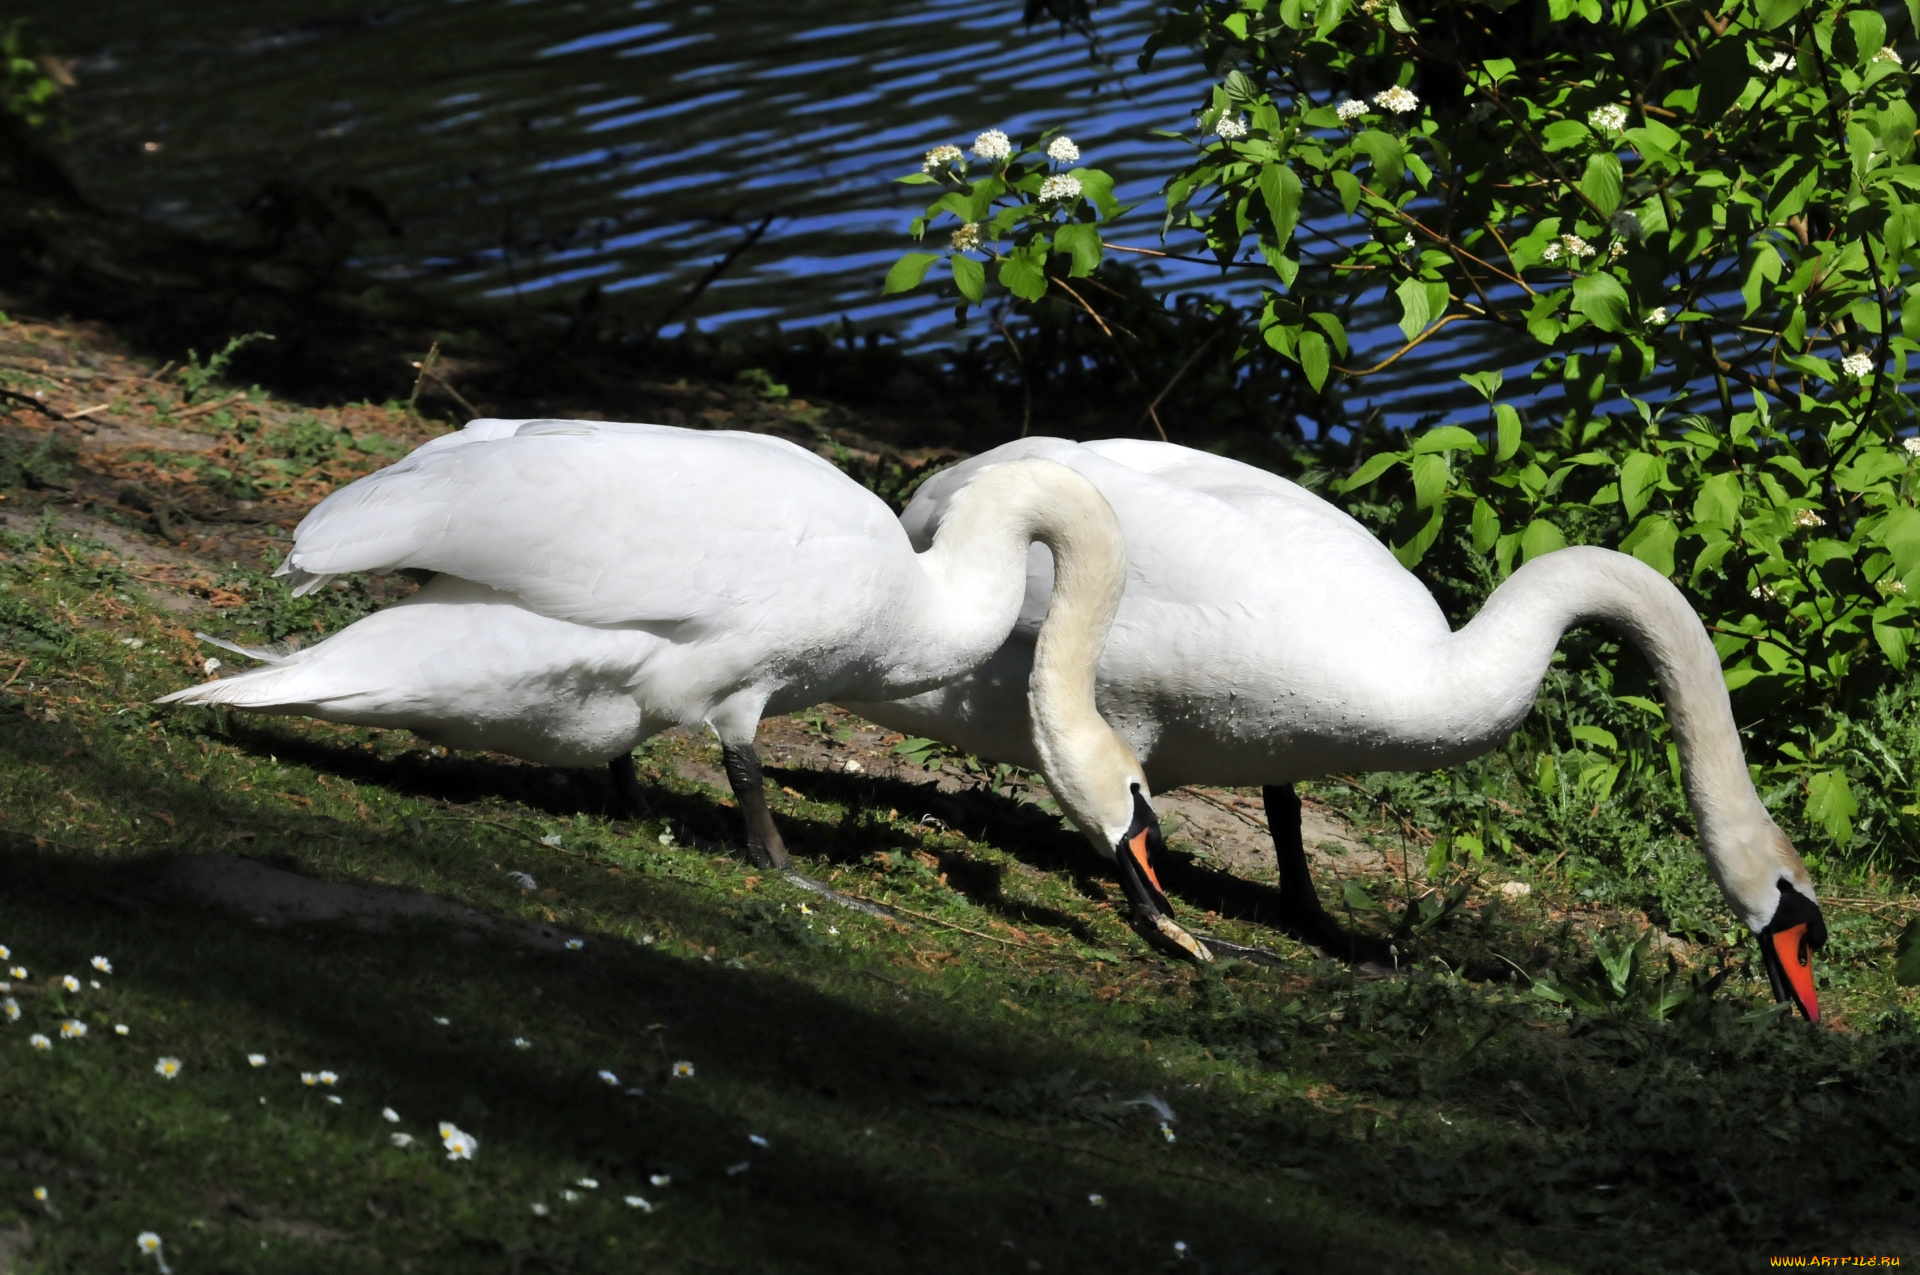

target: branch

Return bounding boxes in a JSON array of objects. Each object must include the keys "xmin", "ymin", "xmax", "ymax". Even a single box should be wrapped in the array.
[{"xmin": 1334, "ymin": 313, "xmax": 1476, "ymax": 377}]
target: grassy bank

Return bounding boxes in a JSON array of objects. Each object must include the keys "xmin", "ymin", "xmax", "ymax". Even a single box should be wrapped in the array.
[{"xmin": 1, "ymin": 308, "xmax": 1918, "ymax": 1273}]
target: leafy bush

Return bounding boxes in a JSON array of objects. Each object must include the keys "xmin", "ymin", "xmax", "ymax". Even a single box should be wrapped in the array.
[{"xmin": 886, "ymin": 0, "xmax": 1920, "ymax": 864}]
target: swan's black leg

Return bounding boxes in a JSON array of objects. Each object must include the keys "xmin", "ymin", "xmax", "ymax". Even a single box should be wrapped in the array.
[
  {"xmin": 719, "ymin": 742, "xmax": 791, "ymax": 870},
  {"xmin": 1264, "ymin": 784, "xmax": 1397, "ymax": 970},
  {"xmin": 607, "ymin": 753, "xmax": 651, "ymax": 818}
]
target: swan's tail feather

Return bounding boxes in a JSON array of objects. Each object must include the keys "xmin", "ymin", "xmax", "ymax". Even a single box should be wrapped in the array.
[
  {"xmin": 154, "ymin": 663, "xmax": 326, "ymax": 710},
  {"xmin": 270, "ymin": 560, "xmax": 334, "ymax": 597},
  {"xmin": 193, "ymin": 632, "xmax": 294, "ymax": 665}
]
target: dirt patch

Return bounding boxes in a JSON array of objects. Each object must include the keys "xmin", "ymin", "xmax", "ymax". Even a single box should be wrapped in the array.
[{"xmin": 160, "ymin": 854, "xmax": 575, "ymax": 950}]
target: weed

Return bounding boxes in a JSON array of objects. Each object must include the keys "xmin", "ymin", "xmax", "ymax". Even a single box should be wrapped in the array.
[{"xmin": 175, "ymin": 332, "xmax": 273, "ymax": 404}]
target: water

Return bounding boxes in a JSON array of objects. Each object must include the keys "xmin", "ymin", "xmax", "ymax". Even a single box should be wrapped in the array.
[{"xmin": 23, "ymin": 0, "xmax": 1550, "ymax": 429}]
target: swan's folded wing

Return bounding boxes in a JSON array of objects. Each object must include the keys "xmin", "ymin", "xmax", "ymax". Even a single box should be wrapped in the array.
[{"xmin": 284, "ymin": 421, "xmax": 905, "ymax": 631}]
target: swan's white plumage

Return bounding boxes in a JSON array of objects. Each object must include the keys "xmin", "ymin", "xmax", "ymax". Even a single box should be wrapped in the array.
[
  {"xmin": 161, "ymin": 419, "xmax": 1156, "ymax": 853},
  {"xmin": 849, "ymin": 437, "xmax": 1816, "ymax": 934}
]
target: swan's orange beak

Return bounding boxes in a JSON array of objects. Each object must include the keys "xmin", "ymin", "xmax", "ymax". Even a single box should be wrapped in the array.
[
  {"xmin": 1126, "ymin": 828, "xmax": 1165, "ymax": 896},
  {"xmin": 1762, "ymin": 923, "xmax": 1819, "ymax": 1023}
]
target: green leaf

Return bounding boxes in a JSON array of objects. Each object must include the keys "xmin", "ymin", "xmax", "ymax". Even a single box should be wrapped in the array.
[
  {"xmin": 883, "ymin": 253, "xmax": 940, "ymax": 295},
  {"xmin": 1697, "ymin": 36, "xmax": 1755, "ymax": 119},
  {"xmin": 1258, "ymin": 163, "xmax": 1304, "ymax": 248},
  {"xmin": 1896, "ymin": 920, "xmax": 1920, "ymax": 987},
  {"xmin": 997, "ymin": 247, "xmax": 1049, "ymax": 302},
  {"xmin": 950, "ymin": 254, "xmax": 985, "ymax": 305},
  {"xmin": 1411, "ymin": 451, "xmax": 1450, "ymax": 508},
  {"xmin": 1459, "ymin": 370, "xmax": 1503, "ymax": 402},
  {"xmin": 1298, "ymin": 330, "xmax": 1331, "ymax": 391},
  {"xmin": 1052, "ymin": 223, "xmax": 1102, "ymax": 278},
  {"xmin": 1494, "ymin": 404, "xmax": 1522, "ymax": 461},
  {"xmin": 1341, "ymin": 880, "xmax": 1381, "ymax": 913},
  {"xmin": 1353, "ymin": 130, "xmax": 1405, "ymax": 190},
  {"xmin": 1693, "ymin": 471, "xmax": 1744, "ymax": 527},
  {"xmin": 1395, "ymin": 276, "xmax": 1434, "ymax": 339},
  {"xmin": 1067, "ymin": 168, "xmax": 1121, "ymax": 220},
  {"xmin": 1569, "ymin": 724, "xmax": 1618, "ymax": 751},
  {"xmin": 1619, "ymin": 450, "xmax": 1665, "ymax": 519},
  {"xmin": 1520, "ymin": 518, "xmax": 1567, "ymax": 562},
  {"xmin": 1620, "ymin": 513, "xmax": 1680, "ymax": 576},
  {"xmin": 1571, "ymin": 272, "xmax": 1631, "ymax": 333},
  {"xmin": 1880, "ymin": 100, "xmax": 1918, "ymax": 163},
  {"xmin": 1805, "ymin": 769, "xmax": 1857, "ymax": 844},
  {"xmin": 1471, "ymin": 498, "xmax": 1501, "ymax": 553},
  {"xmin": 1755, "ymin": 0, "xmax": 1807, "ymax": 30},
  {"xmin": 1331, "ymin": 170, "xmax": 1362, "ymax": 215},
  {"xmin": 1579, "ymin": 152, "xmax": 1624, "ymax": 217},
  {"xmin": 1392, "ymin": 504, "xmax": 1445, "ymax": 568},
  {"xmin": 1525, "ymin": 291, "xmax": 1568, "ymax": 344},
  {"xmin": 1849, "ymin": 9, "xmax": 1888, "ymax": 67},
  {"xmin": 1340, "ymin": 450, "xmax": 1405, "ymax": 492},
  {"xmin": 1411, "ymin": 425, "xmax": 1483, "ymax": 455}
]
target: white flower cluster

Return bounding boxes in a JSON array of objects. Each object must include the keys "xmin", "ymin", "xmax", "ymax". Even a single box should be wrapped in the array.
[
  {"xmin": 972, "ymin": 129, "xmax": 1013, "ymax": 161},
  {"xmin": 1903, "ymin": 436, "xmax": 1920, "ymax": 456},
  {"xmin": 950, "ymin": 222, "xmax": 983, "ymax": 253},
  {"xmin": 1841, "ymin": 351, "xmax": 1876, "ymax": 379},
  {"xmin": 1764, "ymin": 52, "xmax": 1797, "ymax": 72},
  {"xmin": 1588, "ymin": 104, "xmax": 1628, "ymax": 133},
  {"xmin": 1874, "ymin": 45, "xmax": 1902, "ymax": 65},
  {"xmin": 1608, "ymin": 242, "xmax": 1627, "ymax": 261},
  {"xmin": 440, "ymin": 1121, "xmax": 478, "ymax": 1160},
  {"xmin": 922, "ymin": 144, "xmax": 962, "ymax": 173},
  {"xmin": 1751, "ymin": 583, "xmax": 1778, "ymax": 601},
  {"xmin": 1793, "ymin": 508, "xmax": 1826, "ymax": 529},
  {"xmin": 1540, "ymin": 234, "xmax": 1595, "ymax": 264},
  {"xmin": 1373, "ymin": 86, "xmax": 1420, "ymax": 114},
  {"xmin": 1399, "ymin": 232, "xmax": 1415, "ymax": 250},
  {"xmin": 1647, "ymin": 306, "xmax": 1670, "ymax": 325},
  {"xmin": 1214, "ymin": 114, "xmax": 1248, "ymax": 139},
  {"xmin": 1038, "ymin": 173, "xmax": 1083, "ymax": 204},
  {"xmin": 1046, "ymin": 135, "xmax": 1080, "ymax": 164},
  {"xmin": 1879, "ymin": 578, "xmax": 1909, "ymax": 596},
  {"xmin": 1336, "ymin": 98, "xmax": 1368, "ymax": 123}
]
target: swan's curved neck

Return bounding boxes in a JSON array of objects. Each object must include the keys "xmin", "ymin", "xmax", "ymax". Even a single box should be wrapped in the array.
[
  {"xmin": 905, "ymin": 459, "xmax": 1142, "ymax": 851},
  {"xmin": 1448, "ymin": 547, "xmax": 1785, "ymax": 920}
]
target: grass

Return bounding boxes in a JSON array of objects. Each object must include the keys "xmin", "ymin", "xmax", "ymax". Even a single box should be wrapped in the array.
[{"xmin": 1, "ymin": 312, "xmax": 1918, "ymax": 1272}]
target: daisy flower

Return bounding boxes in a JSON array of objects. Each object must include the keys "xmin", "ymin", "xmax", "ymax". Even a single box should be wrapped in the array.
[
  {"xmin": 32, "ymin": 1187, "xmax": 46, "ymax": 1202},
  {"xmin": 301, "ymin": 1073, "xmax": 319, "ymax": 1086},
  {"xmin": 318, "ymin": 1070, "xmax": 339, "ymax": 1086},
  {"xmin": 114, "ymin": 1024, "xmax": 128, "ymax": 1035},
  {"xmin": 513, "ymin": 1037, "xmax": 531, "ymax": 1049},
  {"xmin": 560, "ymin": 1189, "xmax": 580, "ymax": 1202},
  {"xmin": 671, "ymin": 1060, "xmax": 696, "ymax": 1079},
  {"xmin": 91, "ymin": 956, "xmax": 112, "ymax": 974},
  {"xmin": 61, "ymin": 975, "xmax": 80, "ymax": 993},
  {"xmin": 565, "ymin": 939, "xmax": 585, "ymax": 951},
  {"xmin": 0, "ymin": 945, "xmax": 9, "ymax": 960},
  {"xmin": 650, "ymin": 1173, "xmax": 672, "ymax": 1187},
  {"xmin": 29, "ymin": 1034, "xmax": 51, "ymax": 1051},
  {"xmin": 8, "ymin": 968, "xmax": 24, "ymax": 981},
  {"xmin": 530, "ymin": 1202, "xmax": 550, "ymax": 1216},
  {"xmin": 383, "ymin": 1107, "xmax": 401, "ymax": 1122},
  {"xmin": 625, "ymin": 1195, "xmax": 654, "ymax": 1211},
  {"xmin": 1088, "ymin": 1193, "xmax": 1107, "ymax": 1206},
  {"xmin": 60, "ymin": 1020, "xmax": 87, "ymax": 1039},
  {"xmin": 391, "ymin": 1132, "xmax": 415, "ymax": 1147},
  {"xmin": 3, "ymin": 999, "xmax": 17, "ymax": 1022},
  {"xmin": 599, "ymin": 1069, "xmax": 620, "ymax": 1086},
  {"xmin": 578, "ymin": 1177, "xmax": 599, "ymax": 1189},
  {"xmin": 247, "ymin": 1053, "xmax": 266, "ymax": 1067},
  {"xmin": 439, "ymin": 1122, "xmax": 478, "ymax": 1160},
  {"xmin": 155, "ymin": 1056, "xmax": 181, "ymax": 1079},
  {"xmin": 137, "ymin": 1231, "xmax": 162, "ymax": 1253}
]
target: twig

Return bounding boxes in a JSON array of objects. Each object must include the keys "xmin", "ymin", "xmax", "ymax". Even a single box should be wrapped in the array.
[
  {"xmin": 0, "ymin": 657, "xmax": 29, "ymax": 692},
  {"xmin": 407, "ymin": 341, "xmax": 440, "ymax": 415},
  {"xmin": 172, "ymin": 393, "xmax": 249, "ymax": 421},
  {"xmin": 873, "ymin": 899, "xmax": 1033, "ymax": 948},
  {"xmin": 1173, "ymin": 786, "xmax": 1269, "ymax": 834},
  {"xmin": 994, "ymin": 312, "xmax": 1031, "ymax": 438},
  {"xmin": 1137, "ymin": 331, "xmax": 1222, "ymax": 435},
  {"xmin": 418, "ymin": 368, "xmax": 479, "ymax": 418},
  {"xmin": 1820, "ymin": 896, "xmax": 1920, "ymax": 915},
  {"xmin": 1050, "ymin": 277, "xmax": 1165, "ymax": 439},
  {"xmin": 652, "ymin": 213, "xmax": 777, "ymax": 332},
  {"xmin": 0, "ymin": 388, "xmax": 63, "ymax": 419},
  {"xmin": 1099, "ymin": 242, "xmax": 1271, "ymax": 271},
  {"xmin": 1333, "ymin": 314, "xmax": 1474, "ymax": 377},
  {"xmin": 64, "ymin": 403, "xmax": 111, "ymax": 420}
]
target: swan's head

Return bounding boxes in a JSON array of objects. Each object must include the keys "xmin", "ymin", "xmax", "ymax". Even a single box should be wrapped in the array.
[{"xmin": 1716, "ymin": 818, "xmax": 1825, "ymax": 1022}]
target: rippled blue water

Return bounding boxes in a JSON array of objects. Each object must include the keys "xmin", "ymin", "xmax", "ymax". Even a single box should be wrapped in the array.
[{"xmin": 28, "ymin": 0, "xmax": 1535, "ymax": 427}]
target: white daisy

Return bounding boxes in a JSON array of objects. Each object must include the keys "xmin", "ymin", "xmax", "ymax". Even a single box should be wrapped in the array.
[
  {"xmin": 625, "ymin": 1195, "xmax": 654, "ymax": 1211},
  {"xmin": 247, "ymin": 1053, "xmax": 266, "ymax": 1066},
  {"xmin": 137, "ymin": 1231, "xmax": 162, "ymax": 1253},
  {"xmin": 650, "ymin": 1173, "xmax": 672, "ymax": 1187},
  {"xmin": 439, "ymin": 1122, "xmax": 478, "ymax": 1160},
  {"xmin": 3, "ymin": 999, "xmax": 17, "ymax": 1022},
  {"xmin": 565, "ymin": 939, "xmax": 585, "ymax": 951},
  {"xmin": 29, "ymin": 1034, "xmax": 50, "ymax": 1051},
  {"xmin": 60, "ymin": 1020, "xmax": 86, "ymax": 1039},
  {"xmin": 391, "ymin": 1132, "xmax": 415, "ymax": 1147},
  {"xmin": 318, "ymin": 1070, "xmax": 339, "ymax": 1086},
  {"xmin": 599, "ymin": 1069, "xmax": 620, "ymax": 1086},
  {"xmin": 1088, "ymin": 1192, "xmax": 1107, "ymax": 1206},
  {"xmin": 91, "ymin": 956, "xmax": 112, "ymax": 974},
  {"xmin": 577, "ymin": 1177, "xmax": 599, "ymax": 1189},
  {"xmin": 61, "ymin": 975, "xmax": 79, "ymax": 993},
  {"xmin": 672, "ymin": 1060, "xmax": 696, "ymax": 1079},
  {"xmin": 155, "ymin": 1057, "xmax": 181, "ymax": 1078},
  {"xmin": 530, "ymin": 1202, "xmax": 549, "ymax": 1216}
]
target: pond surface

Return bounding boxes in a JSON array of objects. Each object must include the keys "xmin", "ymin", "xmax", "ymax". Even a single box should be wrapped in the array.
[{"xmin": 26, "ymin": 0, "xmax": 1523, "ymax": 427}]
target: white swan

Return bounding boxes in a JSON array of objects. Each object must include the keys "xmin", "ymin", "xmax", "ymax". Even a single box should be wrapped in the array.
[
  {"xmin": 846, "ymin": 437, "xmax": 1826, "ymax": 1019},
  {"xmin": 160, "ymin": 420, "xmax": 1205, "ymax": 954}
]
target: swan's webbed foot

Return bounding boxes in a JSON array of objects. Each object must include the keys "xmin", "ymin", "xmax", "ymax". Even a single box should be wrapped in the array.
[
  {"xmin": 1116, "ymin": 792, "xmax": 1212, "ymax": 963},
  {"xmin": 1265, "ymin": 784, "xmax": 1400, "ymax": 975},
  {"xmin": 607, "ymin": 753, "xmax": 652, "ymax": 818},
  {"xmin": 720, "ymin": 741, "xmax": 792, "ymax": 871}
]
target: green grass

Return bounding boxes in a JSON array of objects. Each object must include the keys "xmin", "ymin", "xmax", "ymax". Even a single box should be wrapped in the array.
[{"xmin": 1, "ymin": 488, "xmax": 1918, "ymax": 1272}]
